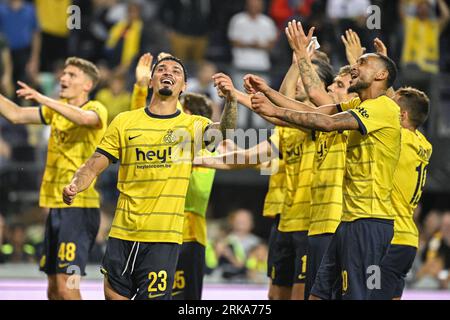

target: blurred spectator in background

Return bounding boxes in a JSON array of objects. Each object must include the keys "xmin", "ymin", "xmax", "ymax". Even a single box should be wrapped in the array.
[
  {"xmin": 416, "ymin": 211, "xmax": 450, "ymax": 289},
  {"xmin": 186, "ymin": 61, "xmax": 222, "ymax": 121},
  {"xmin": 35, "ymin": 0, "xmax": 71, "ymax": 72},
  {"xmin": 95, "ymin": 71, "xmax": 131, "ymax": 124},
  {"xmin": 326, "ymin": 0, "xmax": 371, "ymax": 65},
  {"xmin": 420, "ymin": 209, "xmax": 443, "ymax": 248},
  {"xmin": 161, "ymin": 0, "xmax": 212, "ymax": 65},
  {"xmin": 0, "ymin": 33, "xmax": 13, "ymax": 98},
  {"xmin": 0, "ymin": 0, "xmax": 41, "ymax": 86},
  {"xmin": 228, "ymin": 0, "xmax": 277, "ymax": 128},
  {"xmin": 400, "ymin": 0, "xmax": 450, "ymax": 96},
  {"xmin": 246, "ymin": 243, "xmax": 268, "ymax": 283},
  {"xmin": 401, "ymin": 0, "xmax": 450, "ymax": 74},
  {"xmin": 105, "ymin": 0, "xmax": 143, "ymax": 73},
  {"xmin": 226, "ymin": 209, "xmax": 262, "ymax": 257},
  {"xmin": 0, "ymin": 223, "xmax": 36, "ymax": 263},
  {"xmin": 269, "ymin": 0, "xmax": 317, "ymax": 29}
]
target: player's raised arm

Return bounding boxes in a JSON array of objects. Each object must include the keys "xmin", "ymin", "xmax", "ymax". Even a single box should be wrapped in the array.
[
  {"xmin": 251, "ymin": 92, "xmax": 359, "ymax": 132},
  {"xmin": 285, "ymin": 20, "xmax": 334, "ymax": 106},
  {"xmin": 131, "ymin": 53, "xmax": 153, "ymax": 110},
  {"xmin": 341, "ymin": 29, "xmax": 366, "ymax": 66},
  {"xmin": 208, "ymin": 73, "xmax": 237, "ymax": 138},
  {"xmin": 0, "ymin": 93, "xmax": 41, "ymax": 124},
  {"xmin": 63, "ymin": 152, "xmax": 111, "ymax": 205},
  {"xmin": 16, "ymin": 81, "xmax": 102, "ymax": 128}
]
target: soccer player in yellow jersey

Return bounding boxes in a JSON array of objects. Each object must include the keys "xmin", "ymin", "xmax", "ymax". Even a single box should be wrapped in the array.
[
  {"xmin": 370, "ymin": 87, "xmax": 432, "ymax": 300},
  {"xmin": 63, "ymin": 55, "xmax": 237, "ymax": 300},
  {"xmin": 0, "ymin": 57, "xmax": 107, "ymax": 300},
  {"xmin": 248, "ymin": 21, "xmax": 401, "ymax": 300}
]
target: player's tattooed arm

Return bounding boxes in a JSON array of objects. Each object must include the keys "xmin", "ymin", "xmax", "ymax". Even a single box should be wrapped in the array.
[
  {"xmin": 244, "ymin": 74, "xmax": 338, "ymax": 116},
  {"xmin": 63, "ymin": 152, "xmax": 110, "ymax": 205},
  {"xmin": 285, "ymin": 20, "xmax": 333, "ymax": 106},
  {"xmin": 251, "ymin": 93, "xmax": 360, "ymax": 132},
  {"xmin": 208, "ymin": 73, "xmax": 237, "ymax": 137}
]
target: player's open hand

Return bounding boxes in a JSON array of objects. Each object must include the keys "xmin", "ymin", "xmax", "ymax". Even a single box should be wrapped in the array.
[
  {"xmin": 16, "ymin": 81, "xmax": 45, "ymax": 104},
  {"xmin": 62, "ymin": 183, "xmax": 78, "ymax": 205},
  {"xmin": 251, "ymin": 92, "xmax": 277, "ymax": 117},
  {"xmin": 243, "ymin": 74, "xmax": 270, "ymax": 95},
  {"xmin": 285, "ymin": 20, "xmax": 315, "ymax": 58},
  {"xmin": 374, "ymin": 37, "xmax": 388, "ymax": 56},
  {"xmin": 341, "ymin": 29, "xmax": 365, "ymax": 65},
  {"xmin": 212, "ymin": 73, "xmax": 237, "ymax": 100},
  {"xmin": 135, "ymin": 53, "xmax": 153, "ymax": 87}
]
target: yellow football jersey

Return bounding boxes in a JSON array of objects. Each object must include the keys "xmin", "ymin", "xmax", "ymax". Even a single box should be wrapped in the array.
[
  {"xmin": 391, "ymin": 129, "xmax": 432, "ymax": 248},
  {"xmin": 96, "ymin": 107, "xmax": 211, "ymax": 244},
  {"xmin": 278, "ymin": 129, "xmax": 313, "ymax": 232},
  {"xmin": 263, "ymin": 126, "xmax": 286, "ymax": 218},
  {"xmin": 308, "ymin": 131, "xmax": 347, "ymax": 236},
  {"xmin": 339, "ymin": 96, "xmax": 401, "ymax": 221},
  {"xmin": 39, "ymin": 100, "xmax": 108, "ymax": 208}
]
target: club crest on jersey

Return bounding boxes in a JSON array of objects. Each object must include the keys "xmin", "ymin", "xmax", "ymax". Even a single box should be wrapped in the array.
[{"xmin": 163, "ymin": 129, "xmax": 178, "ymax": 144}]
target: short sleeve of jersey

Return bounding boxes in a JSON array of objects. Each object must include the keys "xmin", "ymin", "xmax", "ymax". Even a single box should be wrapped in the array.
[
  {"xmin": 39, "ymin": 105, "xmax": 55, "ymax": 125},
  {"xmin": 96, "ymin": 113, "xmax": 122, "ymax": 163},
  {"xmin": 192, "ymin": 115, "xmax": 213, "ymax": 150},
  {"xmin": 338, "ymin": 97, "xmax": 361, "ymax": 112},
  {"xmin": 347, "ymin": 99, "xmax": 391, "ymax": 136},
  {"xmin": 85, "ymin": 101, "xmax": 108, "ymax": 129}
]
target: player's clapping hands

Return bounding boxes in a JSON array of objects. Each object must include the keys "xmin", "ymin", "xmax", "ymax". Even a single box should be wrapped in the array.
[
  {"xmin": 243, "ymin": 74, "xmax": 270, "ymax": 95},
  {"xmin": 212, "ymin": 73, "xmax": 237, "ymax": 100},
  {"xmin": 251, "ymin": 92, "xmax": 278, "ymax": 117}
]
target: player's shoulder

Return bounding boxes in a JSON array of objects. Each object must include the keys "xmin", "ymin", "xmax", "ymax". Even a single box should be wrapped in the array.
[
  {"xmin": 83, "ymin": 100, "xmax": 108, "ymax": 112},
  {"xmin": 414, "ymin": 129, "xmax": 433, "ymax": 152}
]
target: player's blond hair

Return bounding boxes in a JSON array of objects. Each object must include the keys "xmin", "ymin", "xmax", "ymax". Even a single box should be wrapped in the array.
[{"xmin": 65, "ymin": 57, "xmax": 100, "ymax": 89}]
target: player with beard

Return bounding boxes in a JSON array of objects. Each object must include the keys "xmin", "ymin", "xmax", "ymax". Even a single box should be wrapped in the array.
[
  {"xmin": 248, "ymin": 21, "xmax": 401, "ymax": 300},
  {"xmin": 0, "ymin": 57, "xmax": 107, "ymax": 300},
  {"xmin": 197, "ymin": 54, "xmax": 333, "ymax": 300},
  {"xmin": 62, "ymin": 55, "xmax": 237, "ymax": 300}
]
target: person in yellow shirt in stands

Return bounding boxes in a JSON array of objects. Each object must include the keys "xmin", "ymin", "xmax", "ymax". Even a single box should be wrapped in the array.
[
  {"xmin": 63, "ymin": 55, "xmax": 237, "ymax": 300},
  {"xmin": 35, "ymin": 0, "xmax": 71, "ymax": 72},
  {"xmin": 0, "ymin": 57, "xmax": 107, "ymax": 300},
  {"xmin": 95, "ymin": 72, "xmax": 131, "ymax": 124},
  {"xmin": 371, "ymin": 87, "xmax": 432, "ymax": 300},
  {"xmin": 105, "ymin": 1, "xmax": 143, "ymax": 73},
  {"xmin": 248, "ymin": 21, "xmax": 401, "ymax": 300}
]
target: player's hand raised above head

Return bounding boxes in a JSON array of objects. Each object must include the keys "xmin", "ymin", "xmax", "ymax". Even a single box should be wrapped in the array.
[
  {"xmin": 62, "ymin": 183, "xmax": 78, "ymax": 206},
  {"xmin": 243, "ymin": 74, "xmax": 269, "ymax": 95},
  {"xmin": 212, "ymin": 73, "xmax": 237, "ymax": 100},
  {"xmin": 16, "ymin": 81, "xmax": 46, "ymax": 104},
  {"xmin": 251, "ymin": 92, "xmax": 277, "ymax": 117},
  {"xmin": 135, "ymin": 53, "xmax": 153, "ymax": 87},
  {"xmin": 374, "ymin": 37, "xmax": 388, "ymax": 57},
  {"xmin": 285, "ymin": 20, "xmax": 315, "ymax": 57},
  {"xmin": 341, "ymin": 29, "xmax": 366, "ymax": 65}
]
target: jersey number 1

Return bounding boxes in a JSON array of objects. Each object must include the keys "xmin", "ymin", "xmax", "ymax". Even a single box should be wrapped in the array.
[{"xmin": 410, "ymin": 163, "xmax": 428, "ymax": 206}]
